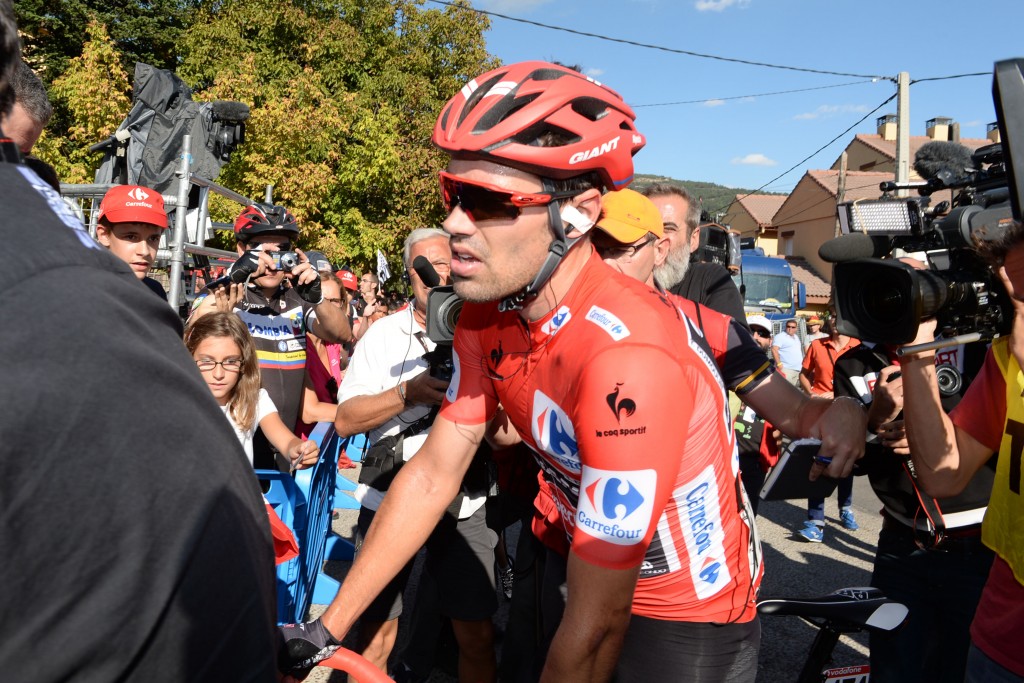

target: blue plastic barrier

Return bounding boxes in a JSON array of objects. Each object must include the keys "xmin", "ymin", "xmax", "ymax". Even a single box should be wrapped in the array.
[{"xmin": 256, "ymin": 422, "xmax": 356, "ymax": 624}]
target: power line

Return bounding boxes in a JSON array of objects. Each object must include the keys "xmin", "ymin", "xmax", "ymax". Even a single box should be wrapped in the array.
[
  {"xmin": 427, "ymin": 0, "xmax": 890, "ymax": 80},
  {"xmin": 911, "ymin": 72, "xmax": 989, "ymax": 84},
  {"xmin": 770, "ymin": 180, "xmax": 889, "ymax": 228},
  {"xmin": 707, "ymin": 91, "xmax": 899, "ymax": 216},
  {"xmin": 631, "ymin": 79, "xmax": 879, "ymax": 108}
]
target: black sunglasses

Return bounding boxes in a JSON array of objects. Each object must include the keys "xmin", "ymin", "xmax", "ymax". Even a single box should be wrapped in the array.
[{"xmin": 439, "ymin": 171, "xmax": 577, "ymax": 223}]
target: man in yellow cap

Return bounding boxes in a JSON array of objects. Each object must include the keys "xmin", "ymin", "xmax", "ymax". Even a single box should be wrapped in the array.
[{"xmin": 591, "ymin": 188, "xmax": 667, "ymax": 286}]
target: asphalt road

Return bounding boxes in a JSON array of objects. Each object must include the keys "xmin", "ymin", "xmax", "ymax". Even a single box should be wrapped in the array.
[{"xmin": 308, "ymin": 468, "xmax": 884, "ymax": 682}]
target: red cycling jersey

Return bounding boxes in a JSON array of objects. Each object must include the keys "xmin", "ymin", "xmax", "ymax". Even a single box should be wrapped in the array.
[{"xmin": 441, "ymin": 251, "xmax": 761, "ymax": 623}]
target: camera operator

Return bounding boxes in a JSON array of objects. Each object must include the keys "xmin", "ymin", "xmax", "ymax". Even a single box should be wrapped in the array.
[
  {"xmin": 833, "ymin": 257, "xmax": 994, "ymax": 681},
  {"xmin": 332, "ymin": 228, "xmax": 497, "ymax": 680},
  {"xmin": 900, "ymin": 226, "xmax": 1024, "ymax": 680},
  {"xmin": 190, "ymin": 203, "xmax": 352, "ymax": 468}
]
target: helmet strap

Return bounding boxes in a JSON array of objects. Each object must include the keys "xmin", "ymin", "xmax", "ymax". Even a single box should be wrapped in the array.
[{"xmin": 498, "ymin": 178, "xmax": 582, "ymax": 312}]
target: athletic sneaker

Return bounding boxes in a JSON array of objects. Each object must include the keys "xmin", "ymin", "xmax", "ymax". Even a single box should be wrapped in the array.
[
  {"xmin": 797, "ymin": 520, "xmax": 824, "ymax": 543},
  {"xmin": 840, "ymin": 508, "xmax": 859, "ymax": 531},
  {"xmin": 498, "ymin": 557, "xmax": 515, "ymax": 600}
]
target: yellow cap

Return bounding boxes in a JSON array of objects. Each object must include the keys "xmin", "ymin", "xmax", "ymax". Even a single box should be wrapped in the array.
[{"xmin": 596, "ymin": 188, "xmax": 664, "ymax": 243}]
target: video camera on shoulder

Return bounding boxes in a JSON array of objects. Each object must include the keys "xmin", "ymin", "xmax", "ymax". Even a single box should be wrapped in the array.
[{"xmin": 826, "ymin": 58, "xmax": 1024, "ymax": 345}]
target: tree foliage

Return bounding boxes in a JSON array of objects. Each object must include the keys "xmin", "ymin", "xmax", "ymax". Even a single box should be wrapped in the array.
[
  {"xmin": 179, "ymin": 0, "xmax": 496, "ymax": 271},
  {"xmin": 33, "ymin": 21, "xmax": 132, "ymax": 183}
]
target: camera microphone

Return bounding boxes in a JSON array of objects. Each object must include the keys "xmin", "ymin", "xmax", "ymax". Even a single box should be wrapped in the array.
[
  {"xmin": 818, "ymin": 233, "xmax": 887, "ymax": 263},
  {"xmin": 914, "ymin": 141, "xmax": 975, "ymax": 184},
  {"xmin": 210, "ymin": 100, "xmax": 251, "ymax": 122},
  {"xmin": 412, "ymin": 255, "xmax": 441, "ymax": 288}
]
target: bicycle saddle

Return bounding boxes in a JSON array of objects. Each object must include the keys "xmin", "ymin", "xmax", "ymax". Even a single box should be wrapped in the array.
[{"xmin": 757, "ymin": 587, "xmax": 908, "ymax": 632}]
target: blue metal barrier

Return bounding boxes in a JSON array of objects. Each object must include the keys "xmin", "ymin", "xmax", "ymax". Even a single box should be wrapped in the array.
[{"xmin": 256, "ymin": 422, "xmax": 356, "ymax": 624}]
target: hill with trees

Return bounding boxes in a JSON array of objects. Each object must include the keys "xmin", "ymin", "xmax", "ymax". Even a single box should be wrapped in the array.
[{"xmin": 631, "ymin": 174, "xmax": 786, "ymax": 221}]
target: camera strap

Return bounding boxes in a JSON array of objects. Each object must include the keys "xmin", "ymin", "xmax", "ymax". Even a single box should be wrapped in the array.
[{"xmin": 900, "ymin": 458, "xmax": 947, "ymax": 549}]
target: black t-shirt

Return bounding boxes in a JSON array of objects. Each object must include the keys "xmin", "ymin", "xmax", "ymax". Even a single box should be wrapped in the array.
[
  {"xmin": 834, "ymin": 342, "xmax": 995, "ymax": 521},
  {"xmin": 0, "ymin": 161, "xmax": 277, "ymax": 680},
  {"xmin": 669, "ymin": 262, "xmax": 748, "ymax": 328}
]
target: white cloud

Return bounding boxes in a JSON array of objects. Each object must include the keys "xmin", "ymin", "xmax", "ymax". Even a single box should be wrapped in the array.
[
  {"xmin": 794, "ymin": 104, "xmax": 870, "ymax": 120},
  {"xmin": 732, "ymin": 153, "xmax": 777, "ymax": 166},
  {"xmin": 585, "ymin": 68, "xmax": 605, "ymax": 78},
  {"xmin": 695, "ymin": 0, "xmax": 751, "ymax": 12},
  {"xmin": 477, "ymin": 0, "xmax": 554, "ymax": 11},
  {"xmin": 703, "ymin": 99, "xmax": 725, "ymax": 107}
]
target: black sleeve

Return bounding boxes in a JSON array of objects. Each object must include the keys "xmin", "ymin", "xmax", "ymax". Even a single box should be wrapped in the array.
[
  {"xmin": 721, "ymin": 318, "xmax": 775, "ymax": 393},
  {"xmin": 672, "ymin": 263, "xmax": 748, "ymax": 329}
]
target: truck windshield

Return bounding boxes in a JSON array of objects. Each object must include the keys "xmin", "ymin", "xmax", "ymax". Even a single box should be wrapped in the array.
[{"xmin": 734, "ymin": 273, "xmax": 793, "ymax": 310}]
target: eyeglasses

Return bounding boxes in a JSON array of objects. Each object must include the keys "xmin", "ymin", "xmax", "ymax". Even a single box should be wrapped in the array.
[
  {"xmin": 786, "ymin": 324, "xmax": 797, "ymax": 329},
  {"xmin": 439, "ymin": 171, "xmax": 577, "ymax": 222},
  {"xmin": 594, "ymin": 234, "xmax": 657, "ymax": 260},
  {"xmin": 196, "ymin": 358, "xmax": 243, "ymax": 373},
  {"xmin": 751, "ymin": 328, "xmax": 771, "ymax": 338}
]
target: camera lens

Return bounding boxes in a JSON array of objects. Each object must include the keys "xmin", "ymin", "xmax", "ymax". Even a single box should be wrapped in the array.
[
  {"xmin": 278, "ymin": 251, "xmax": 300, "ymax": 272},
  {"xmin": 935, "ymin": 364, "xmax": 963, "ymax": 397}
]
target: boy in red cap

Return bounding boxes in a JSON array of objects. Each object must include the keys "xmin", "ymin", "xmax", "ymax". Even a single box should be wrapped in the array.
[{"xmin": 95, "ymin": 184, "xmax": 169, "ymax": 299}]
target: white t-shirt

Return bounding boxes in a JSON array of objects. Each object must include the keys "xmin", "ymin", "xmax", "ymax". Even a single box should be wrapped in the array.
[
  {"xmin": 338, "ymin": 305, "xmax": 484, "ymax": 518},
  {"xmin": 221, "ymin": 388, "xmax": 279, "ymax": 466}
]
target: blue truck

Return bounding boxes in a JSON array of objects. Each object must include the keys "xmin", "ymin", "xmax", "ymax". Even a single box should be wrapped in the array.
[{"xmin": 694, "ymin": 224, "xmax": 806, "ymax": 331}]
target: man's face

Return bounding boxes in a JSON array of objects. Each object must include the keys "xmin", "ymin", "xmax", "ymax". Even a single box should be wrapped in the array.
[
  {"xmin": 1, "ymin": 102, "xmax": 44, "ymax": 154},
  {"xmin": 408, "ymin": 236, "xmax": 452, "ymax": 312},
  {"xmin": 237, "ymin": 233, "xmax": 291, "ymax": 288},
  {"xmin": 96, "ymin": 221, "xmax": 164, "ymax": 279},
  {"xmin": 649, "ymin": 194, "xmax": 694, "ymax": 289},
  {"xmin": 750, "ymin": 326, "xmax": 772, "ymax": 351},
  {"xmin": 359, "ymin": 273, "xmax": 377, "ymax": 297},
  {"xmin": 593, "ymin": 230, "xmax": 658, "ymax": 283},
  {"xmin": 785, "ymin": 321, "xmax": 798, "ymax": 336},
  {"xmin": 442, "ymin": 158, "xmax": 561, "ymax": 303}
]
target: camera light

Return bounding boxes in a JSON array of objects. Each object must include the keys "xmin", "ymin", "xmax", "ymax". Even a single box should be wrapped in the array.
[{"xmin": 838, "ymin": 199, "xmax": 923, "ymax": 236}]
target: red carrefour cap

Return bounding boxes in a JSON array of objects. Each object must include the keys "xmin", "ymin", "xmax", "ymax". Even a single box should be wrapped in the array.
[
  {"xmin": 338, "ymin": 270, "xmax": 358, "ymax": 291},
  {"xmin": 97, "ymin": 185, "xmax": 168, "ymax": 229}
]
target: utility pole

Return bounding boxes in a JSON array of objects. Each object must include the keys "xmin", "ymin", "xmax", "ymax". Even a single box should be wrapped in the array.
[
  {"xmin": 895, "ymin": 71, "xmax": 911, "ymax": 197},
  {"xmin": 836, "ymin": 151, "xmax": 847, "ymax": 237}
]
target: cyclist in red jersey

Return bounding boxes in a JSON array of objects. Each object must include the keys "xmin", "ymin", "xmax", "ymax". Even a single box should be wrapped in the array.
[{"xmin": 278, "ymin": 61, "xmax": 864, "ymax": 682}]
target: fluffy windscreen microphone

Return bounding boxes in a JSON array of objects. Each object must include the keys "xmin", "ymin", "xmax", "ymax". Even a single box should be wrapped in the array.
[
  {"xmin": 412, "ymin": 255, "xmax": 441, "ymax": 288},
  {"xmin": 818, "ymin": 233, "xmax": 886, "ymax": 263},
  {"xmin": 913, "ymin": 141, "xmax": 975, "ymax": 182},
  {"xmin": 210, "ymin": 100, "xmax": 251, "ymax": 122}
]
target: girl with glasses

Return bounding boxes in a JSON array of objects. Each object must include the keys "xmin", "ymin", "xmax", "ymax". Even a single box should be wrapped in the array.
[{"xmin": 185, "ymin": 312, "xmax": 318, "ymax": 470}]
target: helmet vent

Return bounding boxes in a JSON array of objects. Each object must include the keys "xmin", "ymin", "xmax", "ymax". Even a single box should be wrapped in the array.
[
  {"xmin": 571, "ymin": 97, "xmax": 609, "ymax": 122},
  {"xmin": 512, "ymin": 121, "xmax": 579, "ymax": 148},
  {"xmin": 458, "ymin": 72, "xmax": 506, "ymax": 128}
]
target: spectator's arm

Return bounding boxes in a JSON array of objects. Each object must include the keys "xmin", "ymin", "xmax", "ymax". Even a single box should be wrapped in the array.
[
  {"xmin": 799, "ymin": 367, "xmax": 814, "ymax": 393},
  {"xmin": 334, "ymin": 370, "xmax": 448, "ymax": 437},
  {"xmin": 259, "ymin": 411, "xmax": 319, "ymax": 470},
  {"xmin": 309, "ymin": 296, "xmax": 353, "ymax": 344},
  {"xmin": 540, "ymin": 555, "xmax": 638, "ymax": 682},
  {"xmin": 300, "ymin": 372, "xmax": 339, "ymax": 425},
  {"xmin": 771, "ymin": 344, "xmax": 781, "ymax": 366}
]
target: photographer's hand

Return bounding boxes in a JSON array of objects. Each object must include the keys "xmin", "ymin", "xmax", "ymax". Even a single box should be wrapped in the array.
[
  {"xmin": 291, "ymin": 249, "xmax": 324, "ymax": 304},
  {"xmin": 404, "ymin": 371, "xmax": 449, "ymax": 406},
  {"xmin": 868, "ymin": 365, "xmax": 903, "ymax": 431},
  {"xmin": 211, "ymin": 281, "xmax": 245, "ymax": 312},
  {"xmin": 878, "ymin": 419, "xmax": 909, "ymax": 455}
]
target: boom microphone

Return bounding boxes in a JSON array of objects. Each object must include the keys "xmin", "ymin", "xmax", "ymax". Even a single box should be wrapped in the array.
[
  {"xmin": 412, "ymin": 255, "xmax": 441, "ymax": 287},
  {"xmin": 913, "ymin": 141, "xmax": 975, "ymax": 183},
  {"xmin": 818, "ymin": 233, "xmax": 888, "ymax": 263},
  {"xmin": 210, "ymin": 100, "xmax": 251, "ymax": 122}
]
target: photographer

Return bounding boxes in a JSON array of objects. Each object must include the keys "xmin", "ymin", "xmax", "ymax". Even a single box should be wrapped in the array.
[
  {"xmin": 833, "ymin": 256, "xmax": 994, "ymax": 681},
  {"xmin": 190, "ymin": 203, "xmax": 352, "ymax": 468},
  {"xmin": 900, "ymin": 224, "xmax": 1024, "ymax": 680},
  {"xmin": 333, "ymin": 228, "xmax": 496, "ymax": 680}
]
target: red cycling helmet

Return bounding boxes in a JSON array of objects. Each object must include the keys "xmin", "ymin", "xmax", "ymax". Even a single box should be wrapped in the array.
[
  {"xmin": 432, "ymin": 61, "xmax": 645, "ymax": 191},
  {"xmin": 233, "ymin": 203, "xmax": 299, "ymax": 240}
]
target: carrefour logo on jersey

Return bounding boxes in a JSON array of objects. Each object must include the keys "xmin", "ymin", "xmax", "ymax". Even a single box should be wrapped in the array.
[
  {"xmin": 531, "ymin": 390, "xmax": 580, "ymax": 472},
  {"xmin": 585, "ymin": 305, "xmax": 630, "ymax": 341},
  {"xmin": 577, "ymin": 467, "xmax": 656, "ymax": 546},
  {"xmin": 676, "ymin": 465, "xmax": 731, "ymax": 598}
]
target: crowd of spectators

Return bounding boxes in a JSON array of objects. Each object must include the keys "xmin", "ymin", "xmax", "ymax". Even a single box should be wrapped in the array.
[{"xmin": 6, "ymin": 8, "xmax": 1024, "ymax": 681}]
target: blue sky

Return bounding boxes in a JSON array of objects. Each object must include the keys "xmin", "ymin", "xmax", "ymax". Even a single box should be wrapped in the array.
[{"xmin": 450, "ymin": 0, "xmax": 1024, "ymax": 195}]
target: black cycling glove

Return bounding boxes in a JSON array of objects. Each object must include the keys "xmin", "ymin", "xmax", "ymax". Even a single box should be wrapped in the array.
[
  {"xmin": 295, "ymin": 272, "xmax": 323, "ymax": 305},
  {"xmin": 278, "ymin": 617, "xmax": 340, "ymax": 675},
  {"xmin": 228, "ymin": 248, "xmax": 262, "ymax": 283}
]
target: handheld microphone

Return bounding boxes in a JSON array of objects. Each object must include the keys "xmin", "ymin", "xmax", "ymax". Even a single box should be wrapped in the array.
[
  {"xmin": 412, "ymin": 255, "xmax": 441, "ymax": 287},
  {"xmin": 818, "ymin": 233, "xmax": 888, "ymax": 263}
]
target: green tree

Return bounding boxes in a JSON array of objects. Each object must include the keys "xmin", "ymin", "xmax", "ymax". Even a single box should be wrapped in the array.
[
  {"xmin": 180, "ymin": 0, "xmax": 495, "ymax": 272},
  {"xmin": 34, "ymin": 20, "xmax": 131, "ymax": 183}
]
